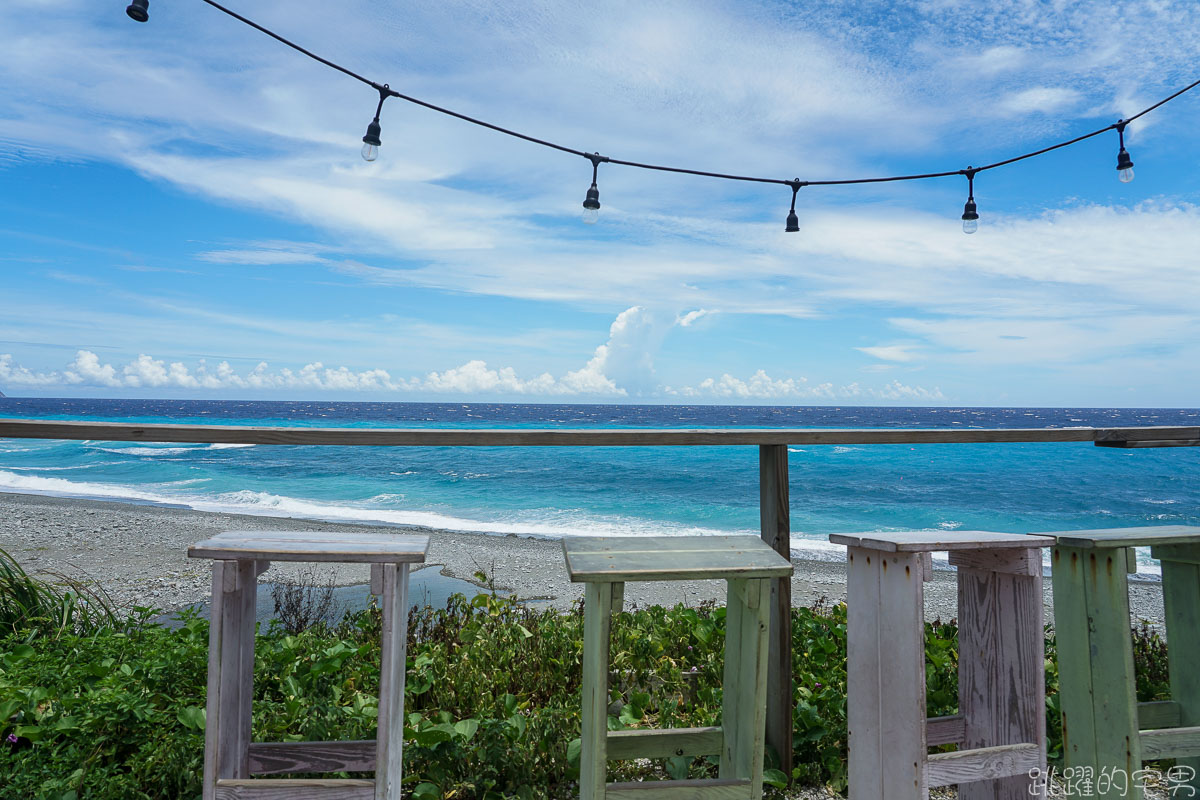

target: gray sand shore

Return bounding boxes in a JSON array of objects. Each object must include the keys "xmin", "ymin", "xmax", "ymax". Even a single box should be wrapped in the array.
[{"xmin": 0, "ymin": 491, "xmax": 1166, "ymax": 625}]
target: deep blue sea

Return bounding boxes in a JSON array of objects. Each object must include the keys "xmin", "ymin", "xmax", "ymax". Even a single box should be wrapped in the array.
[{"xmin": 1, "ymin": 399, "xmax": 1197, "ymax": 573}]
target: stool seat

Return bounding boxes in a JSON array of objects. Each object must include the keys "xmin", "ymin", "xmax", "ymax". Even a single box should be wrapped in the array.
[
  {"xmin": 188, "ymin": 529, "xmax": 430, "ymax": 563},
  {"xmin": 189, "ymin": 530, "xmax": 426, "ymax": 800},
  {"xmin": 1043, "ymin": 524, "xmax": 1200, "ymax": 549},
  {"xmin": 563, "ymin": 535, "xmax": 792, "ymax": 583},
  {"xmin": 567, "ymin": 535, "xmax": 792, "ymax": 800},
  {"xmin": 830, "ymin": 530, "xmax": 1054, "ymax": 552}
]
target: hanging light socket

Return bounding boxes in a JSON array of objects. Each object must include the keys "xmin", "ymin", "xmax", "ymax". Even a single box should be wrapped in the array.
[
  {"xmin": 1115, "ymin": 121, "xmax": 1135, "ymax": 183},
  {"xmin": 961, "ymin": 169, "xmax": 979, "ymax": 234},
  {"xmin": 785, "ymin": 180, "xmax": 803, "ymax": 232},
  {"xmin": 126, "ymin": 0, "xmax": 149, "ymax": 22},
  {"xmin": 581, "ymin": 152, "xmax": 607, "ymax": 224},
  {"xmin": 360, "ymin": 86, "xmax": 389, "ymax": 162}
]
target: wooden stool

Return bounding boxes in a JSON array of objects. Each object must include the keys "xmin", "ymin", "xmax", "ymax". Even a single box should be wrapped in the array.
[
  {"xmin": 562, "ymin": 535, "xmax": 792, "ymax": 800},
  {"xmin": 188, "ymin": 530, "xmax": 429, "ymax": 800},
  {"xmin": 831, "ymin": 531, "xmax": 1054, "ymax": 800},
  {"xmin": 1049, "ymin": 526, "xmax": 1200, "ymax": 798}
]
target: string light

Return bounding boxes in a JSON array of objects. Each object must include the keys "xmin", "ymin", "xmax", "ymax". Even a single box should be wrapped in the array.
[
  {"xmin": 125, "ymin": 0, "xmax": 148, "ymax": 22},
  {"xmin": 1115, "ymin": 121, "xmax": 1135, "ymax": 183},
  {"xmin": 785, "ymin": 180, "xmax": 803, "ymax": 232},
  {"xmin": 581, "ymin": 154, "xmax": 605, "ymax": 224},
  {"xmin": 960, "ymin": 169, "xmax": 979, "ymax": 235},
  {"xmin": 361, "ymin": 86, "xmax": 388, "ymax": 163},
  {"xmin": 127, "ymin": 1, "xmax": 1200, "ymax": 231}
]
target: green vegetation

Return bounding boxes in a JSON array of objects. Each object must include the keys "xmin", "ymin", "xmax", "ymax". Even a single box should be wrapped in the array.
[{"xmin": 0, "ymin": 556, "xmax": 1175, "ymax": 799}]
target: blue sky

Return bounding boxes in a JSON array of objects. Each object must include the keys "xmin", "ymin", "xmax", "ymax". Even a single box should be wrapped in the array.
[{"xmin": 2, "ymin": 0, "xmax": 1199, "ymax": 406}]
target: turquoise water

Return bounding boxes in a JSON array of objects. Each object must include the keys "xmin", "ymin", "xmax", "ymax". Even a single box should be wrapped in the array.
[{"xmin": 0, "ymin": 399, "xmax": 1197, "ymax": 571}]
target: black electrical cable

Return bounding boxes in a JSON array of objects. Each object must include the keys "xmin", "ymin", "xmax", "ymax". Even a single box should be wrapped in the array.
[{"xmin": 190, "ymin": 0, "xmax": 1198, "ymax": 190}]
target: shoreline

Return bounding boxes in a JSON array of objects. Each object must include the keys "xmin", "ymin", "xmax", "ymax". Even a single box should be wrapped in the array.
[{"xmin": 0, "ymin": 490, "xmax": 1167, "ymax": 625}]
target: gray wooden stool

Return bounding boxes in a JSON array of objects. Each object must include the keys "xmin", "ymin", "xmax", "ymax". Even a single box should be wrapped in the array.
[
  {"xmin": 188, "ymin": 530, "xmax": 429, "ymax": 800},
  {"xmin": 1049, "ymin": 526, "xmax": 1200, "ymax": 798},
  {"xmin": 562, "ymin": 535, "xmax": 793, "ymax": 800},
  {"xmin": 831, "ymin": 531, "xmax": 1054, "ymax": 800}
]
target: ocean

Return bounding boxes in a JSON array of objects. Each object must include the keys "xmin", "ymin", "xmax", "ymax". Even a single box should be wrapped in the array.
[{"xmin": 0, "ymin": 399, "xmax": 1197, "ymax": 572}]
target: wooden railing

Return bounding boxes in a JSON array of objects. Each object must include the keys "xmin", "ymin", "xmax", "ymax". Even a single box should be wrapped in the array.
[{"xmin": 1, "ymin": 417, "xmax": 1197, "ymax": 773}]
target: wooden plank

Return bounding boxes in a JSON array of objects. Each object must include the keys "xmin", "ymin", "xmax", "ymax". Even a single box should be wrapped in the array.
[
  {"xmin": 375, "ymin": 564, "xmax": 409, "ymax": 800},
  {"xmin": 1162, "ymin": 558, "xmax": 1200, "ymax": 789},
  {"xmin": 235, "ymin": 560, "xmax": 257, "ymax": 779},
  {"xmin": 759, "ymin": 444, "xmax": 792, "ymax": 781},
  {"xmin": 204, "ymin": 561, "xmax": 229, "ymax": 800},
  {"xmin": 1096, "ymin": 439, "xmax": 1200, "ymax": 448},
  {"xmin": 565, "ymin": 535, "xmax": 785, "ymax": 555},
  {"xmin": 1151, "ymin": 543, "xmax": 1200, "ymax": 566},
  {"xmin": 846, "ymin": 547, "xmax": 883, "ymax": 799},
  {"xmin": 719, "ymin": 579, "xmax": 747, "ymax": 783},
  {"xmin": 605, "ymin": 778, "xmax": 751, "ymax": 799},
  {"xmin": 209, "ymin": 530, "xmax": 429, "ymax": 548},
  {"xmin": 733, "ymin": 580, "xmax": 771, "ymax": 798},
  {"xmin": 606, "ymin": 727, "xmax": 723, "ymax": 760},
  {"xmin": 1, "ymin": 417, "xmax": 1196, "ymax": 447},
  {"xmin": 369, "ymin": 564, "xmax": 382, "ymax": 597},
  {"xmin": 924, "ymin": 743, "xmax": 1042, "ymax": 786},
  {"xmin": 876, "ymin": 550, "xmax": 926, "ymax": 800},
  {"xmin": 214, "ymin": 778, "xmax": 374, "ymax": 799},
  {"xmin": 1050, "ymin": 547, "xmax": 1099, "ymax": 784},
  {"xmin": 919, "ymin": 552, "xmax": 933, "ymax": 581},
  {"xmin": 564, "ymin": 547, "xmax": 792, "ymax": 583},
  {"xmin": 1049, "ymin": 526, "xmax": 1200, "ymax": 549},
  {"xmin": 926, "ymin": 715, "xmax": 966, "ymax": 747},
  {"xmin": 947, "ymin": 547, "xmax": 1042, "ymax": 576},
  {"xmin": 829, "ymin": 531, "xmax": 1055, "ymax": 553},
  {"xmin": 1137, "ymin": 701, "xmax": 1182, "ymax": 730},
  {"xmin": 189, "ymin": 540, "xmax": 430, "ymax": 564},
  {"xmin": 249, "ymin": 741, "xmax": 376, "ymax": 775},
  {"xmin": 1138, "ymin": 726, "xmax": 1200, "ymax": 760},
  {"xmin": 581, "ymin": 581, "xmax": 615, "ymax": 800},
  {"xmin": 956, "ymin": 563, "xmax": 1044, "ymax": 800}
]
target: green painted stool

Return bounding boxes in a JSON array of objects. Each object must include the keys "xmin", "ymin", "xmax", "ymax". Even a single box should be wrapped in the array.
[
  {"xmin": 831, "ymin": 531, "xmax": 1054, "ymax": 800},
  {"xmin": 562, "ymin": 535, "xmax": 792, "ymax": 800},
  {"xmin": 1049, "ymin": 526, "xmax": 1200, "ymax": 798}
]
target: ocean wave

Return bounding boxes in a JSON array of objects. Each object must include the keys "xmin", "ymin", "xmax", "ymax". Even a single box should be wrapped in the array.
[{"xmin": 88, "ymin": 446, "xmax": 203, "ymax": 456}]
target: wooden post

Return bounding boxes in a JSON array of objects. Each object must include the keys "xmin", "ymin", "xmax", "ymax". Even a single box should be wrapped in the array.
[
  {"xmin": 376, "ymin": 563, "xmax": 410, "ymax": 800},
  {"xmin": 1159, "ymin": 547, "xmax": 1200, "ymax": 792},
  {"xmin": 759, "ymin": 443, "xmax": 792, "ymax": 778},
  {"xmin": 580, "ymin": 581, "xmax": 616, "ymax": 800}
]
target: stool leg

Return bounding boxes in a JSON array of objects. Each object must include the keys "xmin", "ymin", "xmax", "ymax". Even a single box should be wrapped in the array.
[
  {"xmin": 719, "ymin": 579, "xmax": 771, "ymax": 795},
  {"xmin": 1051, "ymin": 546, "xmax": 1141, "ymax": 799},
  {"xmin": 203, "ymin": 559, "xmax": 256, "ymax": 800},
  {"xmin": 846, "ymin": 547, "xmax": 926, "ymax": 800},
  {"xmin": 1161, "ymin": 555, "xmax": 1200, "ymax": 792},
  {"xmin": 376, "ymin": 563, "xmax": 410, "ymax": 800},
  {"xmin": 581, "ymin": 582, "xmax": 617, "ymax": 800},
  {"xmin": 957, "ymin": 561, "xmax": 1045, "ymax": 800}
]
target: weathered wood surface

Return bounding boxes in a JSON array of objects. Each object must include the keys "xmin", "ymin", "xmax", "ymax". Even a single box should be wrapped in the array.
[
  {"xmin": 1051, "ymin": 545, "xmax": 1143, "ymax": 798},
  {"xmin": 1096, "ymin": 438, "xmax": 1200, "ymax": 448},
  {"xmin": 1138, "ymin": 726, "xmax": 1200, "ymax": 760},
  {"xmin": 248, "ymin": 740, "xmax": 376, "ymax": 775},
  {"xmin": 214, "ymin": 778, "xmax": 374, "ymax": 799},
  {"xmin": 759, "ymin": 444, "xmax": 792, "ymax": 782},
  {"xmin": 606, "ymin": 727, "xmax": 723, "ymax": 760},
  {"xmin": 924, "ymin": 743, "xmax": 1041, "ymax": 787},
  {"xmin": 846, "ymin": 547, "xmax": 926, "ymax": 799},
  {"xmin": 1049, "ymin": 526, "xmax": 1200, "ymax": 549},
  {"xmin": 203, "ymin": 560, "xmax": 258, "ymax": 800},
  {"xmin": 1, "ymin": 417, "xmax": 1196, "ymax": 447},
  {"xmin": 604, "ymin": 778, "xmax": 751, "ymax": 799},
  {"xmin": 563, "ymin": 536, "xmax": 792, "ymax": 583},
  {"xmin": 947, "ymin": 547, "xmax": 1041, "ymax": 576},
  {"xmin": 926, "ymin": 715, "xmax": 966, "ymax": 747},
  {"xmin": 1137, "ymin": 700, "xmax": 1181, "ymax": 730},
  {"xmin": 1162, "ymin": 557, "xmax": 1200, "ymax": 789},
  {"xmin": 189, "ymin": 531, "xmax": 429, "ymax": 563},
  {"xmin": 581, "ymin": 581, "xmax": 616, "ymax": 800},
  {"xmin": 1151, "ymin": 542, "xmax": 1200, "ymax": 566},
  {"xmin": 718, "ymin": 579, "xmax": 770, "ymax": 798},
  {"xmin": 830, "ymin": 531, "xmax": 1054, "ymax": 553},
  {"xmin": 375, "ymin": 564, "xmax": 409, "ymax": 800},
  {"xmin": 956, "ymin": 563, "xmax": 1045, "ymax": 800}
]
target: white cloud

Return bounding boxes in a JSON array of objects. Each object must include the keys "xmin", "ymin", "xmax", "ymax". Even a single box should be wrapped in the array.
[
  {"xmin": 857, "ymin": 344, "xmax": 922, "ymax": 363},
  {"xmin": 0, "ymin": 354, "xmax": 62, "ymax": 387},
  {"xmin": 676, "ymin": 309, "xmax": 714, "ymax": 327},
  {"xmin": 997, "ymin": 87, "xmax": 1082, "ymax": 115}
]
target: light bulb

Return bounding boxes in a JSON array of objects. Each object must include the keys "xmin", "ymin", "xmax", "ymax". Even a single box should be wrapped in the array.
[
  {"xmin": 962, "ymin": 218, "xmax": 978, "ymax": 235},
  {"xmin": 361, "ymin": 142, "xmax": 379, "ymax": 162},
  {"xmin": 581, "ymin": 182, "xmax": 600, "ymax": 224},
  {"xmin": 582, "ymin": 206, "xmax": 599, "ymax": 224},
  {"xmin": 1118, "ymin": 166, "xmax": 1135, "ymax": 183}
]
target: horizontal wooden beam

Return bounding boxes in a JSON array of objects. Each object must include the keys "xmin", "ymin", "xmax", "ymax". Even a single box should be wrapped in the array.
[
  {"xmin": 926, "ymin": 714, "xmax": 966, "ymax": 747},
  {"xmin": 925, "ymin": 742, "xmax": 1040, "ymax": 787},
  {"xmin": 1, "ymin": 418, "xmax": 1197, "ymax": 448},
  {"xmin": 1096, "ymin": 439, "xmax": 1200, "ymax": 448},
  {"xmin": 215, "ymin": 778, "xmax": 374, "ymax": 799},
  {"xmin": 1138, "ymin": 700, "xmax": 1182, "ymax": 730},
  {"xmin": 1139, "ymin": 725, "xmax": 1200, "ymax": 760},
  {"xmin": 248, "ymin": 740, "xmax": 376, "ymax": 775},
  {"xmin": 606, "ymin": 727, "xmax": 724, "ymax": 760},
  {"xmin": 605, "ymin": 778, "xmax": 750, "ymax": 799}
]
